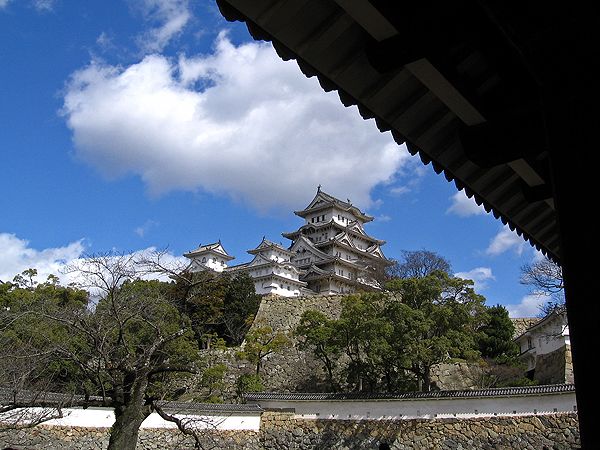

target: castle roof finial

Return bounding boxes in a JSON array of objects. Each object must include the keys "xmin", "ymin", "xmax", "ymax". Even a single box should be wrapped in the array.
[{"xmin": 317, "ymin": 184, "xmax": 321, "ymax": 192}]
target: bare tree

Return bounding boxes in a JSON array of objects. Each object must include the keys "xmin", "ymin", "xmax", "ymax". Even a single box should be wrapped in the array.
[
  {"xmin": 520, "ymin": 256, "xmax": 565, "ymax": 316},
  {"xmin": 387, "ymin": 250, "xmax": 452, "ymax": 279},
  {"xmin": 0, "ymin": 253, "xmax": 211, "ymax": 450}
]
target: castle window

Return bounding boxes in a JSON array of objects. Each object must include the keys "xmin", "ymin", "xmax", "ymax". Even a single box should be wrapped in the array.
[{"xmin": 201, "ymin": 257, "xmax": 206, "ymax": 263}]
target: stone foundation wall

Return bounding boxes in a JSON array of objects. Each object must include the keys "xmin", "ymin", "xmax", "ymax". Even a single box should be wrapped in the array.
[
  {"xmin": 253, "ymin": 294, "xmax": 344, "ymax": 332},
  {"xmin": 535, "ymin": 345, "xmax": 573, "ymax": 385},
  {"xmin": 0, "ymin": 427, "xmax": 259, "ymax": 449},
  {"xmin": 1, "ymin": 411, "xmax": 580, "ymax": 449},
  {"xmin": 210, "ymin": 295, "xmax": 346, "ymax": 396},
  {"xmin": 430, "ymin": 362, "xmax": 485, "ymax": 391}
]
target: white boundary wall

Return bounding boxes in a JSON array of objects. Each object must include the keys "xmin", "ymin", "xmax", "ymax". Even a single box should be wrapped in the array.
[
  {"xmin": 0, "ymin": 407, "xmax": 261, "ymax": 431},
  {"xmin": 252, "ymin": 391, "xmax": 577, "ymax": 421}
]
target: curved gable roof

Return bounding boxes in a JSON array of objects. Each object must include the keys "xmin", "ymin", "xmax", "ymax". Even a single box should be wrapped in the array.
[{"xmin": 294, "ymin": 188, "xmax": 374, "ymax": 223}]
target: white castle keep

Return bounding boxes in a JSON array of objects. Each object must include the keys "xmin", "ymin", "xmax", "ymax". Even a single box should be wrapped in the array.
[{"xmin": 184, "ymin": 187, "xmax": 391, "ymax": 297}]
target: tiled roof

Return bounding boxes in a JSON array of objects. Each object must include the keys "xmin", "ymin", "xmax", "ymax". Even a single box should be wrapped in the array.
[
  {"xmin": 158, "ymin": 401, "xmax": 263, "ymax": 414},
  {"xmin": 245, "ymin": 384, "xmax": 575, "ymax": 402},
  {"xmin": 0, "ymin": 388, "xmax": 262, "ymax": 414},
  {"xmin": 184, "ymin": 241, "xmax": 234, "ymax": 260},
  {"xmin": 295, "ymin": 189, "xmax": 374, "ymax": 223}
]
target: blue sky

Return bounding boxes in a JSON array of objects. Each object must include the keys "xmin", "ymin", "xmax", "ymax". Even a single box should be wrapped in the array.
[{"xmin": 0, "ymin": 0, "xmax": 547, "ymax": 316}]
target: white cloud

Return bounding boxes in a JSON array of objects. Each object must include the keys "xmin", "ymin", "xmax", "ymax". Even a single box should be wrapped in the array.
[
  {"xmin": 454, "ymin": 267, "xmax": 495, "ymax": 291},
  {"xmin": 447, "ymin": 191, "xmax": 485, "ymax": 217},
  {"xmin": 33, "ymin": 0, "xmax": 55, "ymax": 12},
  {"xmin": 0, "ymin": 233, "xmax": 86, "ymax": 284},
  {"xmin": 0, "ymin": 233, "xmax": 187, "ymax": 288},
  {"xmin": 134, "ymin": 0, "xmax": 191, "ymax": 53},
  {"xmin": 0, "ymin": 0, "xmax": 55, "ymax": 11},
  {"xmin": 134, "ymin": 219, "xmax": 158, "ymax": 237},
  {"xmin": 506, "ymin": 294, "xmax": 549, "ymax": 318},
  {"xmin": 389, "ymin": 186, "xmax": 410, "ymax": 196},
  {"xmin": 62, "ymin": 34, "xmax": 409, "ymax": 212},
  {"xmin": 96, "ymin": 32, "xmax": 113, "ymax": 50},
  {"xmin": 485, "ymin": 226, "xmax": 526, "ymax": 256}
]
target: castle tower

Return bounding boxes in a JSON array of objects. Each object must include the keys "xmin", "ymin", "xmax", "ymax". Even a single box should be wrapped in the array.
[
  {"xmin": 184, "ymin": 241, "xmax": 234, "ymax": 272},
  {"xmin": 226, "ymin": 237, "xmax": 308, "ymax": 297},
  {"xmin": 282, "ymin": 187, "xmax": 391, "ymax": 294}
]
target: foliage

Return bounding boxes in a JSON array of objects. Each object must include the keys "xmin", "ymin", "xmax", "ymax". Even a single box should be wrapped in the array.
[
  {"xmin": 176, "ymin": 271, "xmax": 260, "ymax": 347},
  {"xmin": 296, "ymin": 310, "xmax": 341, "ymax": 391},
  {"xmin": 194, "ymin": 336, "xmax": 228, "ymax": 403},
  {"xmin": 198, "ymin": 364, "xmax": 227, "ymax": 403},
  {"xmin": 296, "ymin": 272, "xmax": 490, "ymax": 392},
  {"xmin": 236, "ymin": 322, "xmax": 290, "ymax": 375},
  {"xmin": 1, "ymin": 272, "xmax": 89, "ymax": 398},
  {"xmin": 472, "ymin": 358, "xmax": 537, "ymax": 389},
  {"xmin": 235, "ymin": 373, "xmax": 263, "ymax": 401},
  {"xmin": 221, "ymin": 273, "xmax": 262, "ymax": 345},
  {"xmin": 478, "ymin": 305, "xmax": 519, "ymax": 360}
]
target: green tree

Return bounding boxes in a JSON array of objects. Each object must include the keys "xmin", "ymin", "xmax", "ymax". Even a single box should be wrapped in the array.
[
  {"xmin": 296, "ymin": 310, "xmax": 341, "ymax": 390},
  {"xmin": 235, "ymin": 373, "xmax": 263, "ymax": 400},
  {"xmin": 177, "ymin": 270, "xmax": 229, "ymax": 347},
  {"xmin": 385, "ymin": 272, "xmax": 484, "ymax": 390},
  {"xmin": 236, "ymin": 322, "xmax": 290, "ymax": 375},
  {"xmin": 221, "ymin": 273, "xmax": 261, "ymax": 345},
  {"xmin": 296, "ymin": 273, "xmax": 487, "ymax": 393},
  {"xmin": 171, "ymin": 271, "xmax": 260, "ymax": 347},
  {"xmin": 478, "ymin": 305, "xmax": 519, "ymax": 360},
  {"xmin": 334, "ymin": 294, "xmax": 392, "ymax": 392}
]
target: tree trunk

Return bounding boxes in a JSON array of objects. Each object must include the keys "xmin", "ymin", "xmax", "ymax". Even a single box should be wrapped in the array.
[
  {"xmin": 107, "ymin": 373, "xmax": 152, "ymax": 450},
  {"xmin": 107, "ymin": 404, "xmax": 149, "ymax": 450},
  {"xmin": 422, "ymin": 366, "xmax": 431, "ymax": 392}
]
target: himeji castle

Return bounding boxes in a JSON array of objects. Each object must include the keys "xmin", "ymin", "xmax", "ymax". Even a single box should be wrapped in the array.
[{"xmin": 184, "ymin": 187, "xmax": 391, "ymax": 297}]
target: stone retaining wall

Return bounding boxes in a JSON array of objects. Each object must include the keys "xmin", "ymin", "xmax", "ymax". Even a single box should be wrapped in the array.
[
  {"xmin": 1, "ymin": 411, "xmax": 580, "ymax": 449},
  {"xmin": 535, "ymin": 345, "xmax": 574, "ymax": 385}
]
